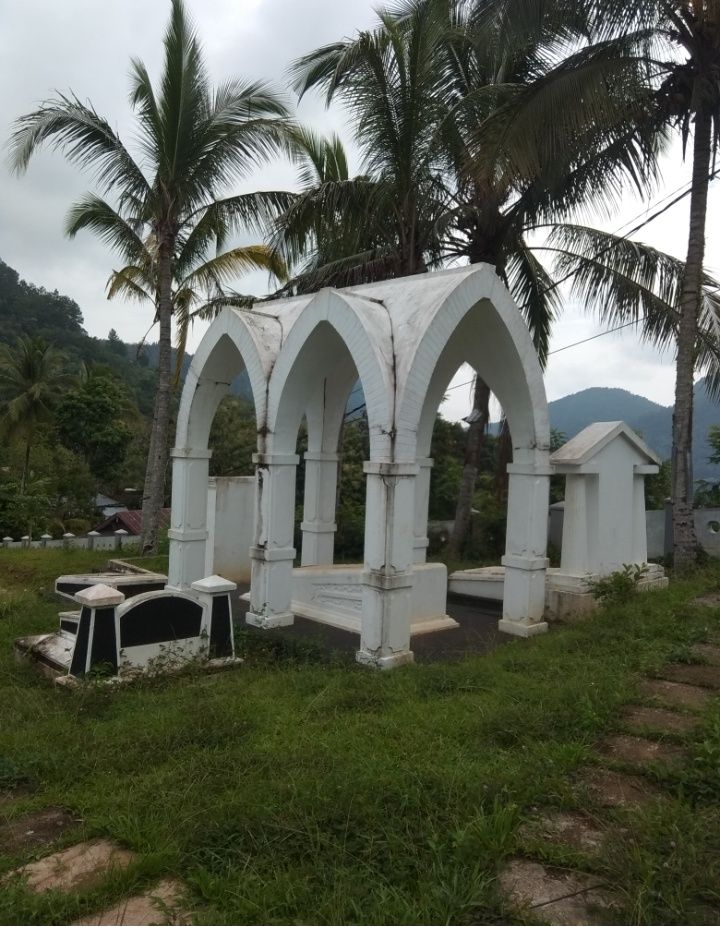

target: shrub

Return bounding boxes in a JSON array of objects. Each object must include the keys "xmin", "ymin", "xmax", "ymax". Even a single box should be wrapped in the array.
[{"xmin": 586, "ymin": 563, "xmax": 649, "ymax": 606}]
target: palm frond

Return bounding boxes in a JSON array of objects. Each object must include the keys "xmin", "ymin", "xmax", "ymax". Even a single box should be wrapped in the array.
[
  {"xmin": 106, "ymin": 265, "xmax": 155, "ymax": 305},
  {"xmin": 541, "ymin": 223, "xmax": 720, "ymax": 363},
  {"xmin": 65, "ymin": 195, "xmax": 147, "ymax": 263},
  {"xmin": 506, "ymin": 240, "xmax": 561, "ymax": 363},
  {"xmin": 9, "ymin": 93, "xmax": 149, "ymax": 199}
]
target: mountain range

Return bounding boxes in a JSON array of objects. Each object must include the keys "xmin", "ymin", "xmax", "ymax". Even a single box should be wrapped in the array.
[
  {"xmin": 547, "ymin": 385, "xmax": 720, "ymax": 480},
  {"xmin": 2, "ymin": 256, "xmax": 720, "ymax": 480}
]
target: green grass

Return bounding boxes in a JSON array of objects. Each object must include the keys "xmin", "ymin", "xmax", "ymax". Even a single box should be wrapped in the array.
[
  {"xmin": 114, "ymin": 553, "xmax": 170, "ymax": 575},
  {"xmin": 1, "ymin": 549, "xmax": 720, "ymax": 923}
]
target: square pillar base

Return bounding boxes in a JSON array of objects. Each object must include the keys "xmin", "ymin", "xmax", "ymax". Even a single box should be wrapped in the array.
[
  {"xmin": 497, "ymin": 618, "xmax": 548, "ymax": 638},
  {"xmin": 246, "ymin": 611, "xmax": 295, "ymax": 630},
  {"xmin": 356, "ymin": 648, "xmax": 414, "ymax": 670}
]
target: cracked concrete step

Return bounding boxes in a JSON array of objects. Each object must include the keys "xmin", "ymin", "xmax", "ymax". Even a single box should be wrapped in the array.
[
  {"xmin": 0, "ymin": 807, "xmax": 80, "ymax": 855},
  {"xmin": 583, "ymin": 767, "xmax": 663, "ymax": 808},
  {"xmin": 72, "ymin": 878, "xmax": 189, "ymax": 926},
  {"xmin": 622, "ymin": 705, "xmax": 698, "ymax": 735},
  {"xmin": 659, "ymin": 664, "xmax": 720, "ymax": 690},
  {"xmin": 499, "ymin": 858, "xmax": 620, "ymax": 925},
  {"xmin": 640, "ymin": 678, "xmax": 713, "ymax": 710},
  {"xmin": 598, "ymin": 734, "xmax": 685, "ymax": 767},
  {"xmin": 5, "ymin": 839, "xmax": 136, "ymax": 893}
]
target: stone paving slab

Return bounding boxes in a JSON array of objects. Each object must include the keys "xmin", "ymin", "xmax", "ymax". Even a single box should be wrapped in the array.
[
  {"xmin": 692, "ymin": 593, "xmax": 720, "ymax": 608},
  {"xmin": 73, "ymin": 878, "xmax": 189, "ymax": 926},
  {"xmin": 6, "ymin": 839, "xmax": 136, "ymax": 893},
  {"xmin": 641, "ymin": 678, "xmax": 713, "ymax": 710},
  {"xmin": 622, "ymin": 705, "xmax": 698, "ymax": 735},
  {"xmin": 0, "ymin": 807, "xmax": 80, "ymax": 855},
  {"xmin": 660, "ymin": 664, "xmax": 720, "ymax": 690},
  {"xmin": 691, "ymin": 643, "xmax": 720, "ymax": 666},
  {"xmin": 598, "ymin": 734, "xmax": 685, "ymax": 767},
  {"xmin": 583, "ymin": 767, "xmax": 662, "ymax": 808},
  {"xmin": 519, "ymin": 810, "xmax": 609, "ymax": 854},
  {"xmin": 499, "ymin": 858, "xmax": 619, "ymax": 925}
]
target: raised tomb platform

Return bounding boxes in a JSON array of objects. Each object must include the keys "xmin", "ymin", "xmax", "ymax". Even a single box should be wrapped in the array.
[
  {"xmin": 242, "ymin": 563, "xmax": 457, "ymax": 636},
  {"xmin": 449, "ymin": 564, "xmax": 668, "ymax": 619}
]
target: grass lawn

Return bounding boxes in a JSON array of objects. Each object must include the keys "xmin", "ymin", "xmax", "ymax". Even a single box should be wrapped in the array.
[{"xmin": 1, "ymin": 548, "xmax": 720, "ymax": 924}]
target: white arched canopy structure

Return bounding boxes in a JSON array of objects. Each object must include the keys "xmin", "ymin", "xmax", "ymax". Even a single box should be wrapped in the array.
[{"xmin": 169, "ymin": 265, "xmax": 551, "ymax": 668}]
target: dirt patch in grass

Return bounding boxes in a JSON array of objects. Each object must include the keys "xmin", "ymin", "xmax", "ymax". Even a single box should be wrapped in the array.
[{"xmin": 0, "ymin": 807, "xmax": 80, "ymax": 855}]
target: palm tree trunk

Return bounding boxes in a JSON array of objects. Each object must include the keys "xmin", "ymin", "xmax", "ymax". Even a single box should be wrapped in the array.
[
  {"xmin": 141, "ymin": 239, "xmax": 174, "ymax": 555},
  {"xmin": 671, "ymin": 107, "xmax": 712, "ymax": 570},
  {"xmin": 21, "ymin": 437, "xmax": 31, "ymax": 495},
  {"xmin": 448, "ymin": 378, "xmax": 491, "ymax": 559}
]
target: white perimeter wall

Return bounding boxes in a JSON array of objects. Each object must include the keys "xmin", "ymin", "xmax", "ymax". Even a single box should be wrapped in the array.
[{"xmin": 207, "ymin": 476, "xmax": 255, "ymax": 583}]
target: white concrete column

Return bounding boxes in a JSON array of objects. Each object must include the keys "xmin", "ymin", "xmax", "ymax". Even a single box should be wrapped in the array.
[
  {"xmin": 301, "ymin": 451, "xmax": 339, "ymax": 566},
  {"xmin": 559, "ymin": 473, "xmax": 591, "ymax": 574},
  {"xmin": 413, "ymin": 457, "xmax": 433, "ymax": 564},
  {"xmin": 499, "ymin": 459, "xmax": 552, "ymax": 637},
  {"xmin": 357, "ymin": 461, "xmax": 417, "ymax": 669},
  {"xmin": 246, "ymin": 452, "xmax": 299, "ymax": 629},
  {"xmin": 168, "ymin": 448, "xmax": 213, "ymax": 590},
  {"xmin": 205, "ymin": 477, "xmax": 217, "ymax": 578}
]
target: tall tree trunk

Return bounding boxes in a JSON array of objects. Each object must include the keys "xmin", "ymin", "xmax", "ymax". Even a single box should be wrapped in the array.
[
  {"xmin": 671, "ymin": 108, "xmax": 712, "ymax": 570},
  {"xmin": 448, "ymin": 378, "xmax": 491, "ymax": 559},
  {"xmin": 141, "ymin": 238, "xmax": 174, "ymax": 555},
  {"xmin": 20, "ymin": 437, "xmax": 31, "ymax": 495}
]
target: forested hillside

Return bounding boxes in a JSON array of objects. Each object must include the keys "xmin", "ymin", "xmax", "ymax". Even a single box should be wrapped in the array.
[
  {"xmin": 547, "ymin": 386, "xmax": 720, "ymax": 480},
  {"xmin": 0, "ymin": 258, "xmax": 160, "ymax": 415}
]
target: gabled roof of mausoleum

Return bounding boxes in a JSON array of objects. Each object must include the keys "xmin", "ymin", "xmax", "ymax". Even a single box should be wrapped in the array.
[
  {"xmin": 550, "ymin": 421, "xmax": 661, "ymax": 467},
  {"xmin": 232, "ymin": 263, "xmax": 499, "ymax": 384}
]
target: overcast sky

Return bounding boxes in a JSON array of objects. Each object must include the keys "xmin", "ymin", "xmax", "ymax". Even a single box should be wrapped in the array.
[{"xmin": 2, "ymin": 0, "xmax": 719, "ymax": 424}]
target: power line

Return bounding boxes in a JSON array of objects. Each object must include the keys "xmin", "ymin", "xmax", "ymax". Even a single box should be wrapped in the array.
[
  {"xmin": 547, "ymin": 317, "xmax": 645, "ymax": 355},
  {"xmin": 342, "ymin": 166, "xmax": 720, "ymax": 421},
  {"xmin": 343, "ymin": 316, "xmax": 653, "ymax": 420},
  {"xmin": 538, "ymin": 164, "xmax": 720, "ymax": 299}
]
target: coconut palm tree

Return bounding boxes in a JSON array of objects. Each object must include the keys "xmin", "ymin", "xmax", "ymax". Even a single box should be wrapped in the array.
[
  {"xmin": 0, "ymin": 337, "xmax": 72, "ymax": 493},
  {"xmin": 9, "ymin": 0, "xmax": 293, "ymax": 553},
  {"xmin": 270, "ymin": 128, "xmax": 386, "ymax": 292},
  {"xmin": 107, "ymin": 236, "xmax": 286, "ymax": 384},
  {"xmin": 288, "ymin": 0, "xmax": 720, "ymax": 558},
  {"xmin": 289, "ymin": 3, "xmax": 453, "ymax": 285},
  {"xmin": 473, "ymin": 0, "xmax": 720, "ymax": 567}
]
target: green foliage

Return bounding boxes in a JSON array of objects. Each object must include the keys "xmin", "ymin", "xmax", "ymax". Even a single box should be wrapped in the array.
[
  {"xmin": 0, "ymin": 430, "xmax": 96, "ymax": 538},
  {"xmin": 335, "ymin": 418, "xmax": 369, "ymax": 560},
  {"xmin": 0, "ymin": 259, "xmax": 157, "ymax": 417},
  {"xmin": 587, "ymin": 563, "xmax": 650, "ymax": 606},
  {"xmin": 465, "ymin": 475, "xmax": 508, "ymax": 562},
  {"xmin": 106, "ymin": 329, "xmax": 126, "ymax": 357},
  {"xmin": 428, "ymin": 416, "xmax": 466, "ymax": 520},
  {"xmin": 208, "ymin": 397, "xmax": 256, "ymax": 477},
  {"xmin": 694, "ymin": 425, "xmax": 720, "ymax": 507},
  {"xmin": 56, "ymin": 374, "xmax": 134, "ymax": 482},
  {"xmin": 646, "ymin": 458, "xmax": 671, "ymax": 510}
]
